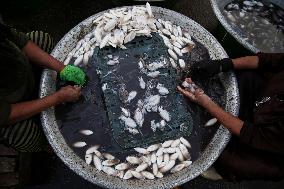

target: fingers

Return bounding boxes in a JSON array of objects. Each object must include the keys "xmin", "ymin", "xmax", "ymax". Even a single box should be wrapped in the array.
[{"xmin": 177, "ymin": 86, "xmax": 196, "ymax": 101}]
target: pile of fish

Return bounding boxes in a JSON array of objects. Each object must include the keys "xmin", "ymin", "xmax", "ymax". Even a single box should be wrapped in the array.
[
  {"xmin": 63, "ymin": 2, "xmax": 195, "ymax": 69},
  {"xmin": 223, "ymin": 0, "xmax": 284, "ymax": 52},
  {"xmin": 75, "ymin": 136, "xmax": 192, "ymax": 180}
]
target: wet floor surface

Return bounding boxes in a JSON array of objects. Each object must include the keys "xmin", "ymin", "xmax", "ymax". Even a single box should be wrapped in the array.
[{"xmin": 1, "ymin": 0, "xmax": 283, "ymax": 188}]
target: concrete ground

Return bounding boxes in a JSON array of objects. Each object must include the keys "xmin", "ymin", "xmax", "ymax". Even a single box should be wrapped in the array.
[{"xmin": 0, "ymin": 0, "xmax": 283, "ymax": 188}]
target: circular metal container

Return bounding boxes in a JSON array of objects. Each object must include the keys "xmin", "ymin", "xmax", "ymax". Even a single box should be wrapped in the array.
[
  {"xmin": 40, "ymin": 6, "xmax": 239, "ymax": 189},
  {"xmin": 210, "ymin": 0, "xmax": 284, "ymax": 53}
]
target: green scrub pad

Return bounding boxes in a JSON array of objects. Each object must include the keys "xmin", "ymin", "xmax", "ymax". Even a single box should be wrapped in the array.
[{"xmin": 60, "ymin": 65, "xmax": 86, "ymax": 86}]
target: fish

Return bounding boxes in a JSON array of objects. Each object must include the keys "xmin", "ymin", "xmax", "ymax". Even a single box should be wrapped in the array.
[
  {"xmin": 85, "ymin": 145, "xmax": 100, "ymax": 154},
  {"xmin": 141, "ymin": 171, "xmax": 155, "ymax": 179},
  {"xmin": 123, "ymin": 170, "xmax": 133, "ymax": 179},
  {"xmin": 147, "ymin": 143, "xmax": 160, "ymax": 152},
  {"xmin": 121, "ymin": 107, "xmax": 131, "ymax": 117},
  {"xmin": 134, "ymin": 107, "xmax": 144, "ymax": 127},
  {"xmin": 102, "ymin": 166, "xmax": 118, "ymax": 175},
  {"xmin": 119, "ymin": 115, "xmax": 137, "ymax": 128},
  {"xmin": 79, "ymin": 129, "xmax": 93, "ymax": 136},
  {"xmin": 138, "ymin": 77, "xmax": 146, "ymax": 89},
  {"xmin": 85, "ymin": 154, "xmax": 92, "ymax": 165},
  {"xmin": 205, "ymin": 118, "xmax": 218, "ymax": 126},
  {"xmin": 135, "ymin": 163, "xmax": 148, "ymax": 172},
  {"xmin": 134, "ymin": 147, "xmax": 150, "ymax": 155},
  {"xmin": 102, "ymin": 159, "xmax": 120, "ymax": 166},
  {"xmin": 162, "ymin": 140, "xmax": 174, "ymax": 148},
  {"xmin": 170, "ymin": 139, "xmax": 180, "ymax": 148},
  {"xmin": 102, "ymin": 153, "xmax": 115, "ymax": 160},
  {"xmin": 180, "ymin": 137, "xmax": 191, "ymax": 148},
  {"xmin": 158, "ymin": 106, "xmax": 171, "ymax": 122},
  {"xmin": 159, "ymin": 160, "xmax": 175, "ymax": 173},
  {"xmin": 147, "ymin": 71, "xmax": 160, "ymax": 78},
  {"xmin": 170, "ymin": 164, "xmax": 185, "ymax": 173},
  {"xmin": 115, "ymin": 163, "xmax": 130, "ymax": 171},
  {"xmin": 93, "ymin": 155, "xmax": 102, "ymax": 171},
  {"xmin": 179, "ymin": 59, "xmax": 186, "ymax": 69},
  {"xmin": 127, "ymin": 91, "xmax": 137, "ymax": 102},
  {"xmin": 168, "ymin": 49, "xmax": 178, "ymax": 60},
  {"xmin": 156, "ymin": 83, "xmax": 169, "ymax": 95},
  {"xmin": 74, "ymin": 55, "xmax": 83, "ymax": 66},
  {"xmin": 73, "ymin": 141, "xmax": 87, "ymax": 148},
  {"xmin": 126, "ymin": 156, "xmax": 141, "ymax": 164}
]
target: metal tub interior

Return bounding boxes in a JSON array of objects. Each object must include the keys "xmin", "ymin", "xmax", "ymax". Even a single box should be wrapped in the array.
[
  {"xmin": 39, "ymin": 6, "xmax": 239, "ymax": 189},
  {"xmin": 210, "ymin": 0, "xmax": 284, "ymax": 53}
]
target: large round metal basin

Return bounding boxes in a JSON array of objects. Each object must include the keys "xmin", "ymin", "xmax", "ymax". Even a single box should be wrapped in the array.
[{"xmin": 40, "ymin": 6, "xmax": 239, "ymax": 189}]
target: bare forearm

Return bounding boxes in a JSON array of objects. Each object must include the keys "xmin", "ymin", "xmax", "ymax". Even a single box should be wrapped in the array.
[
  {"xmin": 232, "ymin": 56, "xmax": 259, "ymax": 70},
  {"xmin": 23, "ymin": 41, "xmax": 65, "ymax": 72},
  {"xmin": 8, "ymin": 94, "xmax": 61, "ymax": 124},
  {"xmin": 201, "ymin": 100, "xmax": 243, "ymax": 136}
]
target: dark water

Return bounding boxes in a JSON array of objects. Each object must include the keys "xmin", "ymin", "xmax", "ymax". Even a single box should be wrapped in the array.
[
  {"xmin": 55, "ymin": 36, "xmax": 225, "ymax": 162},
  {"xmin": 223, "ymin": 0, "xmax": 284, "ymax": 53}
]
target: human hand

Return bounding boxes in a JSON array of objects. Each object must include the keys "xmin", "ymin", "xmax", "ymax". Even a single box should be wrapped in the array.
[
  {"xmin": 188, "ymin": 58, "xmax": 233, "ymax": 79},
  {"xmin": 177, "ymin": 78, "xmax": 212, "ymax": 106},
  {"xmin": 56, "ymin": 85, "xmax": 81, "ymax": 103},
  {"xmin": 60, "ymin": 65, "xmax": 86, "ymax": 86}
]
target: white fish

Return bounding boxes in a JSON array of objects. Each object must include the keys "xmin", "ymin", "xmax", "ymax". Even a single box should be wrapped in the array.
[
  {"xmin": 107, "ymin": 59, "xmax": 119, "ymax": 66},
  {"xmin": 85, "ymin": 154, "xmax": 92, "ymax": 165},
  {"xmin": 124, "ymin": 31, "xmax": 136, "ymax": 44},
  {"xmin": 115, "ymin": 163, "xmax": 129, "ymax": 171},
  {"xmin": 138, "ymin": 61, "xmax": 144, "ymax": 69},
  {"xmin": 94, "ymin": 149, "xmax": 103, "ymax": 158},
  {"xmin": 181, "ymin": 160, "xmax": 192, "ymax": 167},
  {"xmin": 162, "ymin": 29, "xmax": 171, "ymax": 36},
  {"xmin": 158, "ymin": 162, "xmax": 166, "ymax": 169},
  {"xmin": 151, "ymin": 152, "xmax": 157, "ymax": 163},
  {"xmin": 121, "ymin": 107, "xmax": 130, "ymax": 117},
  {"xmin": 147, "ymin": 143, "xmax": 160, "ymax": 152},
  {"xmin": 168, "ymin": 49, "xmax": 178, "ymax": 60},
  {"xmin": 126, "ymin": 127, "xmax": 139, "ymax": 135},
  {"xmin": 79, "ymin": 129, "xmax": 93, "ymax": 136},
  {"xmin": 74, "ymin": 55, "xmax": 83, "ymax": 66},
  {"xmin": 126, "ymin": 156, "xmax": 141, "ymax": 164},
  {"xmin": 170, "ymin": 139, "xmax": 180, "ymax": 147},
  {"xmin": 155, "ymin": 171, "xmax": 164, "ymax": 178},
  {"xmin": 182, "ymin": 80, "xmax": 191, "ymax": 88},
  {"xmin": 63, "ymin": 56, "xmax": 71, "ymax": 65},
  {"xmin": 163, "ymin": 153, "xmax": 170, "ymax": 164},
  {"xmin": 174, "ymin": 46, "xmax": 183, "ymax": 57},
  {"xmin": 156, "ymin": 147, "xmax": 164, "ymax": 156},
  {"xmin": 140, "ymin": 155, "xmax": 151, "ymax": 165},
  {"xmin": 163, "ymin": 147, "xmax": 176, "ymax": 154},
  {"xmin": 73, "ymin": 141, "xmax": 86, "ymax": 148},
  {"xmin": 102, "ymin": 153, "xmax": 115, "ymax": 160},
  {"xmin": 142, "ymin": 171, "xmax": 155, "ymax": 179},
  {"xmin": 170, "ymin": 164, "xmax": 185, "ymax": 173},
  {"xmin": 147, "ymin": 71, "xmax": 160, "ymax": 78},
  {"xmin": 94, "ymin": 27, "xmax": 102, "ymax": 43},
  {"xmin": 135, "ymin": 163, "xmax": 148, "ymax": 172},
  {"xmin": 156, "ymin": 84, "xmax": 169, "ymax": 95},
  {"xmin": 180, "ymin": 137, "xmax": 191, "ymax": 148},
  {"xmin": 102, "ymin": 166, "xmax": 117, "ymax": 175},
  {"xmin": 172, "ymin": 41, "xmax": 182, "ymax": 49},
  {"xmin": 158, "ymin": 106, "xmax": 171, "ymax": 122},
  {"xmin": 134, "ymin": 147, "xmax": 149, "ymax": 155},
  {"xmin": 177, "ymin": 26, "xmax": 182, "ymax": 36},
  {"xmin": 127, "ymin": 91, "xmax": 137, "ymax": 102},
  {"xmin": 85, "ymin": 145, "xmax": 100, "ymax": 154},
  {"xmin": 93, "ymin": 155, "xmax": 102, "ymax": 171},
  {"xmin": 120, "ymin": 115, "xmax": 137, "ymax": 128},
  {"xmin": 102, "ymin": 159, "xmax": 120, "ymax": 166},
  {"xmin": 159, "ymin": 160, "xmax": 175, "ymax": 173},
  {"xmin": 116, "ymin": 170, "xmax": 124, "ymax": 179},
  {"xmin": 179, "ymin": 59, "xmax": 186, "ymax": 69},
  {"xmin": 100, "ymin": 33, "xmax": 111, "ymax": 49},
  {"xmin": 144, "ymin": 95, "xmax": 161, "ymax": 112},
  {"xmin": 146, "ymin": 2, "xmax": 153, "ymax": 17},
  {"xmin": 205, "ymin": 118, "xmax": 217, "ymax": 127},
  {"xmin": 131, "ymin": 171, "xmax": 143, "ymax": 179},
  {"xmin": 134, "ymin": 108, "xmax": 144, "ymax": 127},
  {"xmin": 170, "ymin": 153, "xmax": 179, "ymax": 160},
  {"xmin": 169, "ymin": 58, "xmax": 177, "ymax": 69},
  {"xmin": 162, "ymin": 140, "xmax": 174, "ymax": 148},
  {"xmin": 104, "ymin": 18, "xmax": 118, "ymax": 32},
  {"xmin": 138, "ymin": 77, "xmax": 146, "ymax": 89},
  {"xmin": 153, "ymin": 163, "xmax": 158, "ymax": 175},
  {"xmin": 157, "ymin": 155, "xmax": 163, "ymax": 166},
  {"xmin": 176, "ymin": 148, "xmax": 184, "ymax": 161},
  {"xmin": 101, "ymin": 82, "xmax": 107, "ymax": 91},
  {"xmin": 123, "ymin": 170, "xmax": 133, "ymax": 180},
  {"xmin": 180, "ymin": 143, "xmax": 190, "ymax": 160},
  {"xmin": 160, "ymin": 120, "xmax": 166, "ymax": 128}
]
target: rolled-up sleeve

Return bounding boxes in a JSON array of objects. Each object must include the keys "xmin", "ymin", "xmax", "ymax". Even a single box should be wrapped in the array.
[
  {"xmin": 0, "ymin": 101, "xmax": 11, "ymax": 126},
  {"xmin": 257, "ymin": 53, "xmax": 284, "ymax": 72},
  {"xmin": 240, "ymin": 121, "xmax": 284, "ymax": 155}
]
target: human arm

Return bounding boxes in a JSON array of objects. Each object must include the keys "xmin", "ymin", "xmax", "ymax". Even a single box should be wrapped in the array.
[
  {"xmin": 0, "ymin": 86, "xmax": 81, "ymax": 126},
  {"xmin": 177, "ymin": 78, "xmax": 243, "ymax": 136},
  {"xmin": 22, "ymin": 41, "xmax": 65, "ymax": 72}
]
